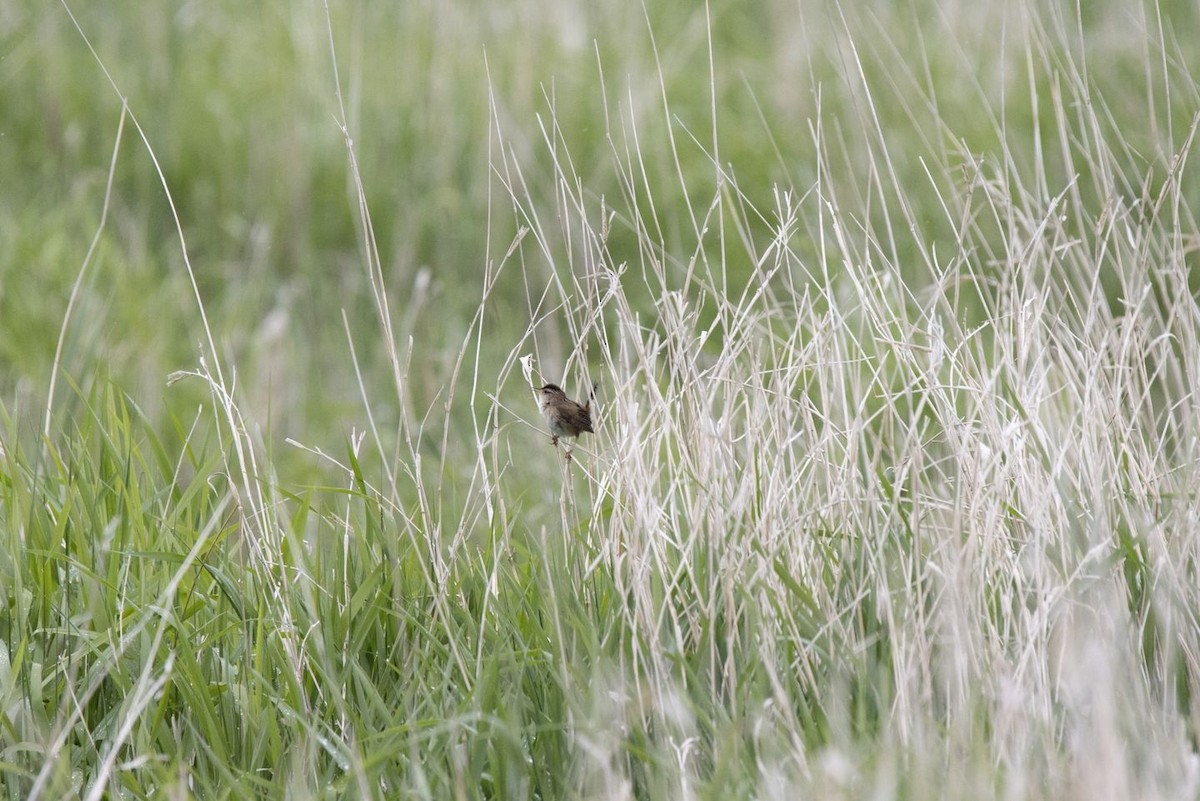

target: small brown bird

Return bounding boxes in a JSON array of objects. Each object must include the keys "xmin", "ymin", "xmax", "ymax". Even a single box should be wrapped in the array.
[{"xmin": 535, "ymin": 383, "xmax": 595, "ymax": 449}]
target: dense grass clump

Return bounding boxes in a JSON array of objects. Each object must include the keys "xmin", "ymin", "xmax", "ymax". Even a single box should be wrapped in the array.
[{"xmin": 3, "ymin": 1, "xmax": 1200, "ymax": 798}]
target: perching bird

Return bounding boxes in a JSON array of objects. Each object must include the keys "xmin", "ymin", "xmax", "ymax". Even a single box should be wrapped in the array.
[{"xmin": 534, "ymin": 383, "xmax": 595, "ymax": 448}]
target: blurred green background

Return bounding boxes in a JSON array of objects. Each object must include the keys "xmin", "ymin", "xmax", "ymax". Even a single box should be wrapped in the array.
[{"xmin": 3, "ymin": 0, "xmax": 1198, "ymax": 464}]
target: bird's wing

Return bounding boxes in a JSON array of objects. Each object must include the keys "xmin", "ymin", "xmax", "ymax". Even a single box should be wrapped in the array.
[{"xmin": 573, "ymin": 405, "xmax": 594, "ymax": 433}]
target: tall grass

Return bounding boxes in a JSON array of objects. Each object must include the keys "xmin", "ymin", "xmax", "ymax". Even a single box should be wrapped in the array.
[{"xmin": 2, "ymin": 0, "xmax": 1200, "ymax": 798}]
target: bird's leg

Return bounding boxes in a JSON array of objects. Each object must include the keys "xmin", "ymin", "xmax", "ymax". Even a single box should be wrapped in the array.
[{"xmin": 551, "ymin": 434, "xmax": 559, "ymax": 447}]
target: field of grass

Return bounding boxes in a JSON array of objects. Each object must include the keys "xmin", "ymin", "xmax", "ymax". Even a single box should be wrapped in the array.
[{"xmin": 4, "ymin": 0, "xmax": 1200, "ymax": 798}]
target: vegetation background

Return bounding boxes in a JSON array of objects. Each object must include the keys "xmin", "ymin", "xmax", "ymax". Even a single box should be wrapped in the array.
[{"xmin": 3, "ymin": 0, "xmax": 1200, "ymax": 798}]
